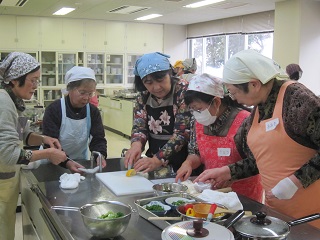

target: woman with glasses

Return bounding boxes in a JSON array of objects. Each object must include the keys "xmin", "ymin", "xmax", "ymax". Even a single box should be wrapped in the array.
[
  {"xmin": 175, "ymin": 73, "xmax": 263, "ymax": 202},
  {"xmin": 124, "ymin": 52, "xmax": 202, "ymax": 175},
  {"xmin": 43, "ymin": 66, "xmax": 107, "ymax": 173},
  {"xmin": 194, "ymin": 50, "xmax": 320, "ymax": 228},
  {"xmin": 0, "ymin": 52, "xmax": 68, "ymax": 239}
]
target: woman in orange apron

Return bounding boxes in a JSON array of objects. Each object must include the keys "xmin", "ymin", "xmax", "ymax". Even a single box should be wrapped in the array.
[
  {"xmin": 194, "ymin": 50, "xmax": 320, "ymax": 229},
  {"xmin": 176, "ymin": 74, "xmax": 263, "ymax": 202}
]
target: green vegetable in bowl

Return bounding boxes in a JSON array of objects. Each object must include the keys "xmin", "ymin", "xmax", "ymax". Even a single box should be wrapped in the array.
[
  {"xmin": 172, "ymin": 200, "xmax": 186, "ymax": 206},
  {"xmin": 98, "ymin": 211, "xmax": 124, "ymax": 219},
  {"xmin": 146, "ymin": 205, "xmax": 164, "ymax": 211}
]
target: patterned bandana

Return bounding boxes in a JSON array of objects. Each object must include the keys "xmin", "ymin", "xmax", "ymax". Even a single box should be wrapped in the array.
[
  {"xmin": 134, "ymin": 52, "xmax": 171, "ymax": 79},
  {"xmin": 188, "ymin": 73, "xmax": 225, "ymax": 98},
  {"xmin": 0, "ymin": 52, "xmax": 40, "ymax": 84}
]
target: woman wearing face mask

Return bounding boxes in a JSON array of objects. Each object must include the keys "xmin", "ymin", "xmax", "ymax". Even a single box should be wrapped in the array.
[{"xmin": 175, "ymin": 73, "xmax": 263, "ymax": 202}]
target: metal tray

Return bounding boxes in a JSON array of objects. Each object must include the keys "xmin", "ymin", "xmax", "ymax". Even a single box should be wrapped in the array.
[{"xmin": 135, "ymin": 193, "xmax": 204, "ymax": 230}]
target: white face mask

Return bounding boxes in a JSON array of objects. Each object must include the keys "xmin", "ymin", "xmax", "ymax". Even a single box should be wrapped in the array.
[
  {"xmin": 192, "ymin": 100, "xmax": 219, "ymax": 126},
  {"xmin": 193, "ymin": 108, "xmax": 217, "ymax": 126}
]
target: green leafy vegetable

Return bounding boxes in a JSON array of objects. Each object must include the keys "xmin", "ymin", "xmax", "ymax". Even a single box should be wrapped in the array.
[
  {"xmin": 146, "ymin": 205, "xmax": 164, "ymax": 211},
  {"xmin": 98, "ymin": 211, "xmax": 124, "ymax": 219},
  {"xmin": 172, "ymin": 200, "xmax": 186, "ymax": 206}
]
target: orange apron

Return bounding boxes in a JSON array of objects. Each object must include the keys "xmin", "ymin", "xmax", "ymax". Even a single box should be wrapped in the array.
[
  {"xmin": 197, "ymin": 110, "xmax": 263, "ymax": 202},
  {"xmin": 247, "ymin": 81, "xmax": 320, "ymax": 228}
]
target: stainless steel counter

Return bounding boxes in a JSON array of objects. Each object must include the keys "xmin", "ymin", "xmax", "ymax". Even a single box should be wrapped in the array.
[{"xmin": 21, "ymin": 158, "xmax": 320, "ymax": 240}]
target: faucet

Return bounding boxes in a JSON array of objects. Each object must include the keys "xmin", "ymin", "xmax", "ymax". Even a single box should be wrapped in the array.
[{"xmin": 91, "ymin": 151, "xmax": 103, "ymax": 173}]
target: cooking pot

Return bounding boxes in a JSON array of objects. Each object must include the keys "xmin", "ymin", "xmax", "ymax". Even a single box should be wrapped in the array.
[
  {"xmin": 232, "ymin": 211, "xmax": 320, "ymax": 240},
  {"xmin": 52, "ymin": 201, "xmax": 133, "ymax": 238},
  {"xmin": 161, "ymin": 210, "xmax": 245, "ymax": 240}
]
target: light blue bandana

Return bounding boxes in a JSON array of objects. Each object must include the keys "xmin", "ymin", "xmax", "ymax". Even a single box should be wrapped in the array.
[{"xmin": 134, "ymin": 52, "xmax": 171, "ymax": 79}]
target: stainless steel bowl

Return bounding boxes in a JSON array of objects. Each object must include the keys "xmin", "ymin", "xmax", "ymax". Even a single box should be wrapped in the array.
[
  {"xmin": 80, "ymin": 201, "xmax": 132, "ymax": 238},
  {"xmin": 153, "ymin": 183, "xmax": 188, "ymax": 196}
]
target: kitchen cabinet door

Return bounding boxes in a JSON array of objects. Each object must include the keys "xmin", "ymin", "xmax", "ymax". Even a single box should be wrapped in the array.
[
  {"xmin": 105, "ymin": 22, "xmax": 126, "ymax": 52},
  {"xmin": 0, "ymin": 15, "xmax": 17, "ymax": 49},
  {"xmin": 40, "ymin": 18, "xmax": 63, "ymax": 49},
  {"xmin": 57, "ymin": 52, "xmax": 77, "ymax": 85},
  {"xmin": 106, "ymin": 54, "xmax": 124, "ymax": 84},
  {"xmin": 16, "ymin": 16, "xmax": 40, "ymax": 49},
  {"xmin": 61, "ymin": 19, "xmax": 84, "ymax": 50},
  {"xmin": 126, "ymin": 23, "xmax": 163, "ymax": 52},
  {"xmin": 126, "ymin": 54, "xmax": 142, "ymax": 85},
  {"xmin": 121, "ymin": 99, "xmax": 135, "ymax": 136},
  {"xmin": 85, "ymin": 20, "xmax": 106, "ymax": 51},
  {"xmin": 86, "ymin": 53, "xmax": 105, "ymax": 85}
]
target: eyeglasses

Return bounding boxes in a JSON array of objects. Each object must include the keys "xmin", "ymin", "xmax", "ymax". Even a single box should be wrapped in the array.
[
  {"xmin": 189, "ymin": 99, "xmax": 214, "ymax": 113},
  {"xmin": 76, "ymin": 89, "xmax": 96, "ymax": 98},
  {"xmin": 29, "ymin": 79, "xmax": 41, "ymax": 86}
]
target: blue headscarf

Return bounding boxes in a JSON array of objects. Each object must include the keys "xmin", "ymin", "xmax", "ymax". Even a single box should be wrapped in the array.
[{"xmin": 134, "ymin": 52, "xmax": 171, "ymax": 79}]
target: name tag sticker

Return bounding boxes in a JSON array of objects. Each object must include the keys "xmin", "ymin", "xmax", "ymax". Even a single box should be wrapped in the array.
[
  {"xmin": 265, "ymin": 118, "xmax": 279, "ymax": 132},
  {"xmin": 218, "ymin": 148, "xmax": 231, "ymax": 157}
]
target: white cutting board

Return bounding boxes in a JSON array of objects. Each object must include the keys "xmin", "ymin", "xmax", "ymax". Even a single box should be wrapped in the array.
[{"xmin": 96, "ymin": 171, "xmax": 154, "ymax": 196}]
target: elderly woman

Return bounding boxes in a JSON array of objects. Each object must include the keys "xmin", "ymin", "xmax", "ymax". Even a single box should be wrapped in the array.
[
  {"xmin": 43, "ymin": 66, "xmax": 107, "ymax": 173},
  {"xmin": 0, "ymin": 52, "xmax": 67, "ymax": 239},
  {"xmin": 124, "ymin": 52, "xmax": 200, "ymax": 174},
  {"xmin": 194, "ymin": 49, "xmax": 320, "ymax": 228},
  {"xmin": 175, "ymin": 74, "xmax": 263, "ymax": 202},
  {"xmin": 181, "ymin": 58, "xmax": 197, "ymax": 81}
]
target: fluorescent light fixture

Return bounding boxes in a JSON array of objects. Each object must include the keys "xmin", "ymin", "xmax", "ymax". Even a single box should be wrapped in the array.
[
  {"xmin": 53, "ymin": 7, "xmax": 75, "ymax": 15},
  {"xmin": 135, "ymin": 14, "xmax": 162, "ymax": 21},
  {"xmin": 184, "ymin": 0, "xmax": 225, "ymax": 8}
]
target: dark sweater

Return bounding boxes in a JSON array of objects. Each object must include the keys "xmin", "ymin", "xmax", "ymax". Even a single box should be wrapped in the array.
[{"xmin": 42, "ymin": 95, "xmax": 107, "ymax": 158}]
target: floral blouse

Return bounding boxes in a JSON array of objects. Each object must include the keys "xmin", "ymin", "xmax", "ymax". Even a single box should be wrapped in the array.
[
  {"xmin": 230, "ymin": 80, "xmax": 320, "ymax": 188},
  {"xmin": 131, "ymin": 79, "xmax": 191, "ymax": 162}
]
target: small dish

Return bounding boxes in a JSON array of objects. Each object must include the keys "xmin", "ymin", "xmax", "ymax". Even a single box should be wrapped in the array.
[
  {"xmin": 143, "ymin": 201, "xmax": 171, "ymax": 216},
  {"xmin": 165, "ymin": 197, "xmax": 195, "ymax": 209}
]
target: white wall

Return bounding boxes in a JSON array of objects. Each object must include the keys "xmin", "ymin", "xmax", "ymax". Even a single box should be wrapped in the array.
[
  {"xmin": 299, "ymin": 1, "xmax": 320, "ymax": 94},
  {"xmin": 163, "ymin": 24, "xmax": 188, "ymax": 64},
  {"xmin": 273, "ymin": 0, "xmax": 320, "ymax": 95}
]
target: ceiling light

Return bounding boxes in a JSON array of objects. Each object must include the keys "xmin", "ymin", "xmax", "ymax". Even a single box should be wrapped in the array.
[
  {"xmin": 53, "ymin": 7, "xmax": 75, "ymax": 15},
  {"xmin": 135, "ymin": 14, "xmax": 162, "ymax": 21},
  {"xmin": 184, "ymin": 0, "xmax": 226, "ymax": 8}
]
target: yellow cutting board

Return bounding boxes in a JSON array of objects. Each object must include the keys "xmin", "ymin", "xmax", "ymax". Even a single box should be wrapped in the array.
[{"xmin": 96, "ymin": 171, "xmax": 154, "ymax": 196}]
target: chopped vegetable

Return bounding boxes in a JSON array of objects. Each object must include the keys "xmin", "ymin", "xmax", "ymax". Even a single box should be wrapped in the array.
[
  {"xmin": 186, "ymin": 208, "xmax": 195, "ymax": 217},
  {"xmin": 98, "ymin": 211, "xmax": 124, "ymax": 219},
  {"xmin": 184, "ymin": 203, "xmax": 194, "ymax": 212},
  {"xmin": 146, "ymin": 205, "xmax": 164, "ymax": 211},
  {"xmin": 172, "ymin": 200, "xmax": 186, "ymax": 206}
]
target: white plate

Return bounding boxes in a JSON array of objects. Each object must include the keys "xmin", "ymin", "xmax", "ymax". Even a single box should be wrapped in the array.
[{"xmin": 165, "ymin": 197, "xmax": 195, "ymax": 207}]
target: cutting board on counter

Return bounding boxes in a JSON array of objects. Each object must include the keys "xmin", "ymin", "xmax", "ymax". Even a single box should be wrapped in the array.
[{"xmin": 96, "ymin": 171, "xmax": 154, "ymax": 196}]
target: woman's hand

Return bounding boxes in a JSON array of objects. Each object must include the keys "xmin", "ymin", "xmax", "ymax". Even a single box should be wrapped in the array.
[
  {"xmin": 47, "ymin": 148, "xmax": 67, "ymax": 165},
  {"xmin": 66, "ymin": 160, "xmax": 85, "ymax": 174},
  {"xmin": 124, "ymin": 142, "xmax": 142, "ymax": 168},
  {"xmin": 175, "ymin": 160, "xmax": 193, "ymax": 182},
  {"xmin": 42, "ymin": 135, "xmax": 62, "ymax": 150},
  {"xmin": 134, "ymin": 156, "xmax": 162, "ymax": 173},
  {"xmin": 193, "ymin": 166, "xmax": 232, "ymax": 187}
]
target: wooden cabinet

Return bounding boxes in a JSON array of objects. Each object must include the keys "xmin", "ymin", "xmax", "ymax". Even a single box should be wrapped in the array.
[
  {"xmin": 16, "ymin": 16, "xmax": 41, "ymax": 49},
  {"xmin": 106, "ymin": 54, "xmax": 124, "ymax": 84}
]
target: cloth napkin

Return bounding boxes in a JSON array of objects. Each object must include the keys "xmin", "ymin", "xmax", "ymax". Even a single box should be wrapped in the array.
[
  {"xmin": 197, "ymin": 189, "xmax": 243, "ymax": 210},
  {"xmin": 59, "ymin": 173, "xmax": 85, "ymax": 189}
]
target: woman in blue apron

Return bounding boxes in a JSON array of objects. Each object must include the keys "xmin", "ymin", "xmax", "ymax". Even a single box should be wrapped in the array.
[
  {"xmin": 124, "ymin": 52, "xmax": 202, "ymax": 175},
  {"xmin": 0, "ymin": 52, "xmax": 67, "ymax": 240},
  {"xmin": 42, "ymin": 66, "xmax": 107, "ymax": 173}
]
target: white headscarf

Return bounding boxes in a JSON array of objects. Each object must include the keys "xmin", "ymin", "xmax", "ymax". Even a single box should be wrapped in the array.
[
  {"xmin": 188, "ymin": 73, "xmax": 224, "ymax": 98},
  {"xmin": 65, "ymin": 66, "xmax": 96, "ymax": 85},
  {"xmin": 223, "ymin": 49, "xmax": 288, "ymax": 84}
]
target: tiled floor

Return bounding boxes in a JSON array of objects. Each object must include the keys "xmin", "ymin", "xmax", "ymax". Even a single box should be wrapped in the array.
[{"xmin": 15, "ymin": 129, "xmax": 131, "ymax": 239}]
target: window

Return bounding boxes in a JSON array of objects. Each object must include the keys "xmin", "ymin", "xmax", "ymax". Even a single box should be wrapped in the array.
[{"xmin": 188, "ymin": 32, "xmax": 273, "ymax": 78}]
